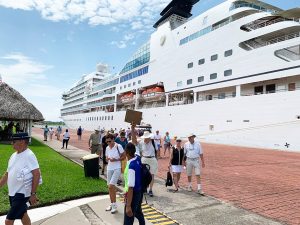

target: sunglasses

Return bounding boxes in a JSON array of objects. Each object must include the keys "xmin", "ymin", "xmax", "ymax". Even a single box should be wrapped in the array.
[
  {"xmin": 176, "ymin": 140, "xmax": 182, "ymax": 142},
  {"xmin": 106, "ymin": 140, "xmax": 112, "ymax": 143}
]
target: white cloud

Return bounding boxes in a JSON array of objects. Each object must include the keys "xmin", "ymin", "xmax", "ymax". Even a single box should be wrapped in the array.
[
  {"xmin": 111, "ymin": 33, "xmax": 136, "ymax": 49},
  {"xmin": 0, "ymin": 53, "xmax": 52, "ymax": 85},
  {"xmin": 131, "ymin": 21, "xmax": 143, "ymax": 30},
  {"xmin": 110, "ymin": 40, "xmax": 127, "ymax": 49},
  {"xmin": 0, "ymin": 0, "xmax": 170, "ymax": 31},
  {"xmin": 0, "ymin": 53, "xmax": 64, "ymax": 121}
]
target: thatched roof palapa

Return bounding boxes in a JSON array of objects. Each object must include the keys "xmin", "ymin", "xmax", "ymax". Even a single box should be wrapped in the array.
[{"xmin": 0, "ymin": 82, "xmax": 44, "ymax": 121}]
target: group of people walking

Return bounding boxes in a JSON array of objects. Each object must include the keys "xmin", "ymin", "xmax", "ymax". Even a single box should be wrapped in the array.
[
  {"xmin": 86, "ymin": 124, "xmax": 205, "ymax": 225},
  {"xmin": 42, "ymin": 125, "xmax": 62, "ymax": 141},
  {"xmin": 2, "ymin": 124, "xmax": 205, "ymax": 225}
]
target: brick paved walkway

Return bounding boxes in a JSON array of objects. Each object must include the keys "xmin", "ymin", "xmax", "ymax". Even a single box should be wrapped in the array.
[{"xmin": 34, "ymin": 127, "xmax": 300, "ymax": 225}]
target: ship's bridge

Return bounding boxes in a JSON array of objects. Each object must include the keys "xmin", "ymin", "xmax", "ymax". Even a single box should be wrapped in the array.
[{"xmin": 230, "ymin": 0, "xmax": 282, "ymax": 14}]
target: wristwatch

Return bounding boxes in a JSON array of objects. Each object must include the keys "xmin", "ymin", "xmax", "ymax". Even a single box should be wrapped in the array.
[{"xmin": 31, "ymin": 192, "xmax": 37, "ymax": 196}]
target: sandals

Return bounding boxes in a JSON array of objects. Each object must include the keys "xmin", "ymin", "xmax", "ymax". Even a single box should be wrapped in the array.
[{"xmin": 172, "ymin": 189, "xmax": 179, "ymax": 193}]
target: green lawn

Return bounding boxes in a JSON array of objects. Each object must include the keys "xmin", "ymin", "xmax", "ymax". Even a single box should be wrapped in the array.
[{"xmin": 0, "ymin": 139, "xmax": 108, "ymax": 215}]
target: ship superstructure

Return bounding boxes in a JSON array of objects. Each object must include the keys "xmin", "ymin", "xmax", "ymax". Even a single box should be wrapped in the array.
[{"xmin": 61, "ymin": 0, "xmax": 300, "ymax": 151}]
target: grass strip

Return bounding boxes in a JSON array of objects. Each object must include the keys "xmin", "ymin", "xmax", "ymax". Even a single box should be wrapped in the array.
[{"xmin": 0, "ymin": 138, "xmax": 108, "ymax": 215}]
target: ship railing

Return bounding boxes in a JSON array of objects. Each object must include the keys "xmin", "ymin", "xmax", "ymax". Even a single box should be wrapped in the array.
[
  {"xmin": 241, "ymin": 87, "xmax": 300, "ymax": 96},
  {"xmin": 275, "ymin": 47, "xmax": 300, "ymax": 61},
  {"xmin": 197, "ymin": 94, "xmax": 236, "ymax": 102},
  {"xmin": 245, "ymin": 32, "xmax": 300, "ymax": 50},
  {"xmin": 267, "ymin": 32, "xmax": 300, "ymax": 45},
  {"xmin": 246, "ymin": 17, "xmax": 298, "ymax": 31},
  {"xmin": 137, "ymin": 102, "xmax": 166, "ymax": 109},
  {"xmin": 168, "ymin": 99, "xmax": 194, "ymax": 106}
]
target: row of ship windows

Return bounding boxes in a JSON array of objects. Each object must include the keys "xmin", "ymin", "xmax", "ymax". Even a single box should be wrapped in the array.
[
  {"xmin": 120, "ymin": 66, "xmax": 149, "ymax": 83},
  {"xmin": 120, "ymin": 80, "xmax": 141, "ymax": 90},
  {"xmin": 177, "ymin": 69, "xmax": 233, "ymax": 87},
  {"xmin": 188, "ymin": 50, "xmax": 233, "ymax": 68},
  {"xmin": 92, "ymin": 78, "xmax": 119, "ymax": 92},
  {"xmin": 86, "ymin": 116, "xmax": 113, "ymax": 121}
]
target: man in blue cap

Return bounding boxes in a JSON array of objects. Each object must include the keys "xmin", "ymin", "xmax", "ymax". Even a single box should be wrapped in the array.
[{"xmin": 0, "ymin": 132, "xmax": 41, "ymax": 225}]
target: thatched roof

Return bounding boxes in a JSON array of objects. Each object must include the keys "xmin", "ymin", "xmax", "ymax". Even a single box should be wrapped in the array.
[{"xmin": 0, "ymin": 82, "xmax": 44, "ymax": 121}]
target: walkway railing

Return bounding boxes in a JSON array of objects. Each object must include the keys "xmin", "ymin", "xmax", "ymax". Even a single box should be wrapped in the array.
[
  {"xmin": 246, "ymin": 18, "xmax": 299, "ymax": 31},
  {"xmin": 244, "ymin": 32, "xmax": 300, "ymax": 50}
]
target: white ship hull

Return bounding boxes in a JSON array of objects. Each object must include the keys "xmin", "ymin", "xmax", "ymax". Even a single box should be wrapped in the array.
[{"xmin": 62, "ymin": 89, "xmax": 300, "ymax": 152}]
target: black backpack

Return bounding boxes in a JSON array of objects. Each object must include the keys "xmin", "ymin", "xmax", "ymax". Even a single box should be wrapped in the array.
[{"xmin": 141, "ymin": 163, "xmax": 152, "ymax": 193}]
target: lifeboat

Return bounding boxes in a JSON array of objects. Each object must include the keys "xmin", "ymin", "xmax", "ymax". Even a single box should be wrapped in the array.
[
  {"xmin": 120, "ymin": 92, "xmax": 135, "ymax": 104},
  {"xmin": 141, "ymin": 86, "xmax": 165, "ymax": 101}
]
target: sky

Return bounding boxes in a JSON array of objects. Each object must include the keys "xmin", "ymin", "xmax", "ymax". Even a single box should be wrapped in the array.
[{"xmin": 0, "ymin": 0, "xmax": 298, "ymax": 121}]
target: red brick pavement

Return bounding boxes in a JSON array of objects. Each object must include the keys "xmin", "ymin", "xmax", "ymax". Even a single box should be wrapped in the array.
[{"xmin": 33, "ymin": 127, "xmax": 300, "ymax": 225}]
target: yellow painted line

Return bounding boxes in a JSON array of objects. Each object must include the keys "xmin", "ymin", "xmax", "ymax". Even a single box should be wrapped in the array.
[
  {"xmin": 143, "ymin": 211, "xmax": 157, "ymax": 216},
  {"xmin": 127, "ymin": 201, "xmax": 181, "ymax": 224},
  {"xmin": 148, "ymin": 217, "xmax": 170, "ymax": 222},
  {"xmin": 156, "ymin": 221, "xmax": 176, "ymax": 225},
  {"xmin": 143, "ymin": 208, "xmax": 155, "ymax": 212},
  {"xmin": 145, "ymin": 214, "xmax": 163, "ymax": 219}
]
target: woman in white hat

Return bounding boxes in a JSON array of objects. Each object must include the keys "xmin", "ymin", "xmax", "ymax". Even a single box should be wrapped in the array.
[{"xmin": 169, "ymin": 137, "xmax": 184, "ymax": 192}]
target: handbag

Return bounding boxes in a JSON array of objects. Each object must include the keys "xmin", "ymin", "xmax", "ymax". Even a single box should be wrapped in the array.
[
  {"xmin": 165, "ymin": 170, "xmax": 173, "ymax": 187},
  {"xmin": 116, "ymin": 144, "xmax": 127, "ymax": 173}
]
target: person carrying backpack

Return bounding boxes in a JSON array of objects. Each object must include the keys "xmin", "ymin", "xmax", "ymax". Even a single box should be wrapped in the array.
[
  {"xmin": 123, "ymin": 143, "xmax": 145, "ymax": 225},
  {"xmin": 131, "ymin": 124, "xmax": 157, "ymax": 197}
]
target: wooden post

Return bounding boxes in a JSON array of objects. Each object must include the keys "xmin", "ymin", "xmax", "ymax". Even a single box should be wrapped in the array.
[{"xmin": 29, "ymin": 120, "xmax": 32, "ymax": 143}]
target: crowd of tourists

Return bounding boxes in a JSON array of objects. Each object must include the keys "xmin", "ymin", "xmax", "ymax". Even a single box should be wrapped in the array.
[
  {"xmin": 86, "ymin": 123, "xmax": 205, "ymax": 224},
  {"xmin": 0, "ymin": 123, "xmax": 205, "ymax": 225}
]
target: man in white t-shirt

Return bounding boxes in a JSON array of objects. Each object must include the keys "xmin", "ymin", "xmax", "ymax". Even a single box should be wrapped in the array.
[
  {"xmin": 183, "ymin": 133, "xmax": 205, "ymax": 195},
  {"xmin": 0, "ymin": 132, "xmax": 41, "ymax": 225},
  {"xmin": 153, "ymin": 130, "xmax": 162, "ymax": 158}
]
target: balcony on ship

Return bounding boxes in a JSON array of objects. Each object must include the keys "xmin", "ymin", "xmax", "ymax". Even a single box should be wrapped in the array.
[
  {"xmin": 241, "ymin": 16, "xmax": 300, "ymax": 32},
  {"xmin": 197, "ymin": 87, "xmax": 236, "ymax": 102},
  {"xmin": 240, "ymin": 26, "xmax": 300, "ymax": 51},
  {"xmin": 195, "ymin": 76, "xmax": 300, "ymax": 104},
  {"xmin": 241, "ymin": 76, "xmax": 300, "ymax": 96},
  {"xmin": 168, "ymin": 90, "xmax": 194, "ymax": 106}
]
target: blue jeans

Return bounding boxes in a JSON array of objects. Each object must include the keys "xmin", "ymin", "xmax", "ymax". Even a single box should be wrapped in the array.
[{"xmin": 123, "ymin": 191, "xmax": 145, "ymax": 225}]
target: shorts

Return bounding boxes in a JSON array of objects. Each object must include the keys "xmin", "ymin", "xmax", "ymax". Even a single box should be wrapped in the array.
[
  {"xmin": 142, "ymin": 157, "xmax": 158, "ymax": 175},
  {"xmin": 7, "ymin": 193, "xmax": 30, "ymax": 220},
  {"xmin": 171, "ymin": 165, "xmax": 183, "ymax": 173},
  {"xmin": 164, "ymin": 143, "xmax": 171, "ymax": 149},
  {"xmin": 91, "ymin": 144, "xmax": 100, "ymax": 154},
  {"xmin": 186, "ymin": 158, "xmax": 201, "ymax": 176},
  {"xmin": 107, "ymin": 169, "xmax": 121, "ymax": 186}
]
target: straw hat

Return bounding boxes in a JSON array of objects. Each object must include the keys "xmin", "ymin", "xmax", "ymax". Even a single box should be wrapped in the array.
[
  {"xmin": 187, "ymin": 133, "xmax": 196, "ymax": 138},
  {"xmin": 140, "ymin": 131, "xmax": 152, "ymax": 139}
]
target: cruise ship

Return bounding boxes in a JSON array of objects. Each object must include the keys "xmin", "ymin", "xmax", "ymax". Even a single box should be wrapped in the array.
[{"xmin": 61, "ymin": 0, "xmax": 300, "ymax": 152}]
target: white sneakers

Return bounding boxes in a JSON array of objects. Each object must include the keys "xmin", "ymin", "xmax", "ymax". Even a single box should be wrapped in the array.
[
  {"xmin": 187, "ymin": 186, "xmax": 204, "ymax": 195},
  {"xmin": 105, "ymin": 203, "xmax": 117, "ymax": 214},
  {"xmin": 111, "ymin": 204, "xmax": 117, "ymax": 214},
  {"xmin": 197, "ymin": 189, "xmax": 204, "ymax": 195}
]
